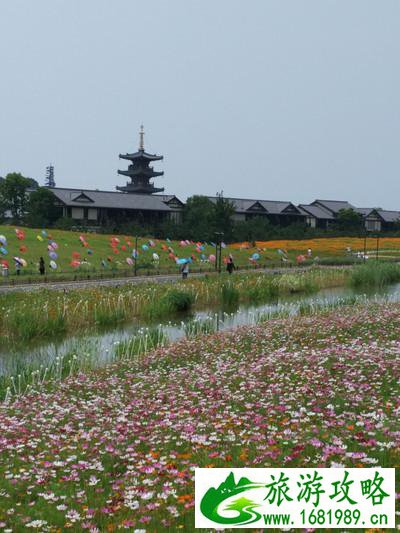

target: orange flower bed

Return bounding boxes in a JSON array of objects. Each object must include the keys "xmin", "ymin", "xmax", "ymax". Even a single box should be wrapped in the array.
[
  {"xmin": 231, "ymin": 237, "xmax": 400, "ymax": 255},
  {"xmin": 256, "ymin": 237, "xmax": 400, "ymax": 254}
]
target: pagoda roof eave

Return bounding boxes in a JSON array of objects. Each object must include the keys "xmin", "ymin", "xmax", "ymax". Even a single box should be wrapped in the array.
[
  {"xmin": 117, "ymin": 169, "xmax": 164, "ymax": 178},
  {"xmin": 119, "ymin": 151, "xmax": 163, "ymax": 162},
  {"xmin": 116, "ymin": 185, "xmax": 165, "ymax": 194}
]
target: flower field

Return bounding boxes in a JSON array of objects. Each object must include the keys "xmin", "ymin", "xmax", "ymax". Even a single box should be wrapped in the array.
[
  {"xmin": 254, "ymin": 236, "xmax": 400, "ymax": 259},
  {"xmin": 0, "ymin": 302, "xmax": 398, "ymax": 531}
]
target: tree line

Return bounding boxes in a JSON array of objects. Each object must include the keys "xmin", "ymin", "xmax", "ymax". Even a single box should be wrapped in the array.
[{"xmin": 0, "ymin": 173, "xmax": 60, "ymax": 227}]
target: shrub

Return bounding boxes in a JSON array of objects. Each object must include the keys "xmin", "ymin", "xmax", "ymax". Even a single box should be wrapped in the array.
[{"xmin": 164, "ymin": 290, "xmax": 194, "ymax": 312}]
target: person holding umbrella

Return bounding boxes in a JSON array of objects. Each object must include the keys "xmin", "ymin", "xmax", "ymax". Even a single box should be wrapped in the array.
[
  {"xmin": 181, "ymin": 260, "xmax": 189, "ymax": 280},
  {"xmin": 15, "ymin": 259, "xmax": 21, "ymax": 275},
  {"xmin": 226, "ymin": 254, "xmax": 235, "ymax": 274}
]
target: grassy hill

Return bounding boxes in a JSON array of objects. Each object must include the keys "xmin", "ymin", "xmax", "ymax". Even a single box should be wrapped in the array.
[
  {"xmin": 0, "ymin": 225, "xmax": 397, "ymax": 281},
  {"xmin": 0, "ymin": 225, "xmax": 254, "ymax": 279}
]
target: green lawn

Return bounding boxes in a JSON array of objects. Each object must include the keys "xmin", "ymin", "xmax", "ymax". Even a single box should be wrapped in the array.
[{"xmin": 0, "ymin": 225, "xmax": 281, "ymax": 280}]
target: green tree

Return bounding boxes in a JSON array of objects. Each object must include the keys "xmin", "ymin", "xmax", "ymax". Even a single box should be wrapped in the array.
[
  {"xmin": 234, "ymin": 216, "xmax": 272, "ymax": 242},
  {"xmin": 335, "ymin": 208, "xmax": 364, "ymax": 232},
  {"xmin": 183, "ymin": 196, "xmax": 216, "ymax": 241},
  {"xmin": 26, "ymin": 188, "xmax": 61, "ymax": 227},
  {"xmin": 156, "ymin": 218, "xmax": 182, "ymax": 240},
  {"xmin": 214, "ymin": 193, "xmax": 235, "ymax": 241},
  {"xmin": 0, "ymin": 172, "xmax": 36, "ymax": 221}
]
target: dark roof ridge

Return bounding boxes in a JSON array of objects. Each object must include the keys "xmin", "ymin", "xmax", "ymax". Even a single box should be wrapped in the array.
[
  {"xmin": 314, "ymin": 198, "xmax": 352, "ymax": 202},
  {"xmin": 49, "ymin": 186, "xmax": 171, "ymax": 198},
  {"xmin": 207, "ymin": 195, "xmax": 292, "ymax": 203}
]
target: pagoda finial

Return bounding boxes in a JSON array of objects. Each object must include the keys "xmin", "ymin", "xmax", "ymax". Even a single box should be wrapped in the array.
[{"xmin": 139, "ymin": 124, "xmax": 145, "ymax": 151}]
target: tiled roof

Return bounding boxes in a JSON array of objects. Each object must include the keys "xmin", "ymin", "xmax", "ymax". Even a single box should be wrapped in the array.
[
  {"xmin": 50, "ymin": 188, "xmax": 180, "ymax": 212},
  {"xmin": 207, "ymin": 197, "xmax": 302, "ymax": 215},
  {"xmin": 376, "ymin": 210, "xmax": 400, "ymax": 223},
  {"xmin": 298, "ymin": 204, "xmax": 334, "ymax": 220},
  {"xmin": 354, "ymin": 207, "xmax": 377, "ymax": 216},
  {"xmin": 312, "ymin": 199, "xmax": 355, "ymax": 215}
]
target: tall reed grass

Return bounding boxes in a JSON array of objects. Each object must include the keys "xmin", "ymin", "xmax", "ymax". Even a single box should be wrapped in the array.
[
  {"xmin": 0, "ymin": 268, "xmax": 349, "ymax": 344},
  {"xmin": 350, "ymin": 262, "xmax": 400, "ymax": 289},
  {"xmin": 0, "ymin": 327, "xmax": 169, "ymax": 403}
]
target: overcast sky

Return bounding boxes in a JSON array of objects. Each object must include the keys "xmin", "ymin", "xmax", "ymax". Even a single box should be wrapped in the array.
[{"xmin": 0, "ymin": 1, "xmax": 399, "ymax": 208}]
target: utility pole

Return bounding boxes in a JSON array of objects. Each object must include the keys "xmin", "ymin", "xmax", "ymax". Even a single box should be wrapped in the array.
[{"xmin": 214, "ymin": 232, "xmax": 224, "ymax": 273}]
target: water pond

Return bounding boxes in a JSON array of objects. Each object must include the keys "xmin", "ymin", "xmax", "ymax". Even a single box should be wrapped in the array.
[{"xmin": 1, "ymin": 283, "xmax": 400, "ymax": 378}]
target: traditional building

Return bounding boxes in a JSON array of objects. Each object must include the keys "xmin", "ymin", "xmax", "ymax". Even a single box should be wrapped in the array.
[
  {"xmin": 298, "ymin": 199, "xmax": 400, "ymax": 231},
  {"xmin": 216, "ymin": 196, "xmax": 400, "ymax": 232},
  {"xmin": 207, "ymin": 196, "xmax": 305, "ymax": 225},
  {"xmin": 50, "ymin": 188, "xmax": 183, "ymax": 225},
  {"xmin": 298, "ymin": 204, "xmax": 334, "ymax": 229}
]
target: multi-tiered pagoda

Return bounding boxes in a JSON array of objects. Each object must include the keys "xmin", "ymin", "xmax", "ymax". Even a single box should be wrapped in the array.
[{"xmin": 117, "ymin": 126, "xmax": 164, "ymax": 194}]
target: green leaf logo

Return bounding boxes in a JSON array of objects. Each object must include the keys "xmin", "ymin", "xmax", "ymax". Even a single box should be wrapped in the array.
[{"xmin": 200, "ymin": 472, "xmax": 267, "ymax": 525}]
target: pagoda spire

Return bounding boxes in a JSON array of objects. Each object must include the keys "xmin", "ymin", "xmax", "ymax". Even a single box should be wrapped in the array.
[
  {"xmin": 139, "ymin": 124, "xmax": 145, "ymax": 151},
  {"xmin": 117, "ymin": 128, "xmax": 164, "ymax": 194}
]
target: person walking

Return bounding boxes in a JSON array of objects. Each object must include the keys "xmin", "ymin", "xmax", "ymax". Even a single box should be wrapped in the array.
[
  {"xmin": 226, "ymin": 254, "xmax": 235, "ymax": 274},
  {"xmin": 181, "ymin": 262, "xmax": 189, "ymax": 280},
  {"xmin": 15, "ymin": 260, "xmax": 21, "ymax": 276},
  {"xmin": 39, "ymin": 256, "xmax": 45, "ymax": 276}
]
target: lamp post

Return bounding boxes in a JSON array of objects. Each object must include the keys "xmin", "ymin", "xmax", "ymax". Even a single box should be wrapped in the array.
[
  {"xmin": 134, "ymin": 235, "xmax": 138, "ymax": 276},
  {"xmin": 214, "ymin": 231, "xmax": 224, "ymax": 274},
  {"xmin": 363, "ymin": 231, "xmax": 367, "ymax": 263},
  {"xmin": 376, "ymin": 234, "xmax": 380, "ymax": 261}
]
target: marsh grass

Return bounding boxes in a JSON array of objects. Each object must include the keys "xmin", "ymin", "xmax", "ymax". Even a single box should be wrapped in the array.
[
  {"xmin": 220, "ymin": 282, "xmax": 240, "ymax": 307},
  {"xmin": 94, "ymin": 307, "xmax": 127, "ymax": 327},
  {"xmin": 297, "ymin": 295, "xmax": 362, "ymax": 315},
  {"xmin": 183, "ymin": 316, "xmax": 217, "ymax": 338},
  {"xmin": 271, "ymin": 272, "xmax": 318, "ymax": 293},
  {"xmin": 0, "ymin": 268, "xmax": 350, "ymax": 344},
  {"xmin": 113, "ymin": 328, "xmax": 168, "ymax": 360},
  {"xmin": 350, "ymin": 262, "xmax": 400, "ymax": 289},
  {"xmin": 0, "ymin": 341, "xmax": 98, "ymax": 402},
  {"xmin": 256, "ymin": 294, "xmax": 369, "ymax": 323},
  {"xmin": 0, "ymin": 327, "xmax": 171, "ymax": 402},
  {"xmin": 6, "ymin": 309, "xmax": 67, "ymax": 342}
]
